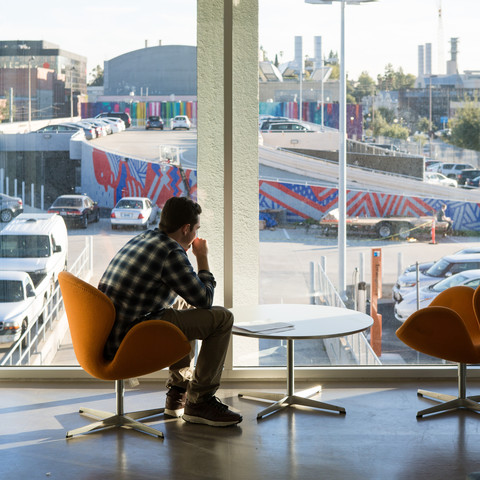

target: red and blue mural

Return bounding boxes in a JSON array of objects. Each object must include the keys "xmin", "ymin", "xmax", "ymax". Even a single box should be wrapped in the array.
[
  {"xmin": 82, "ymin": 146, "xmax": 196, "ymax": 209},
  {"xmin": 259, "ymin": 180, "xmax": 480, "ymax": 232},
  {"xmin": 80, "ymin": 145, "xmax": 480, "ymax": 232}
]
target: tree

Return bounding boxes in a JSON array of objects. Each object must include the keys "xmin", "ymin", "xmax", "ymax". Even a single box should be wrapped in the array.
[
  {"xmin": 0, "ymin": 93, "xmax": 15, "ymax": 122},
  {"xmin": 325, "ymin": 50, "xmax": 339, "ymax": 80},
  {"xmin": 379, "ymin": 123, "xmax": 409, "ymax": 140},
  {"xmin": 351, "ymin": 71, "xmax": 376, "ymax": 103},
  {"xmin": 416, "ymin": 117, "xmax": 431, "ymax": 133},
  {"xmin": 88, "ymin": 65, "xmax": 104, "ymax": 86},
  {"xmin": 371, "ymin": 110, "xmax": 409, "ymax": 139},
  {"xmin": 449, "ymin": 102, "xmax": 480, "ymax": 151},
  {"xmin": 377, "ymin": 64, "xmax": 415, "ymax": 91},
  {"xmin": 377, "ymin": 107, "xmax": 395, "ymax": 124}
]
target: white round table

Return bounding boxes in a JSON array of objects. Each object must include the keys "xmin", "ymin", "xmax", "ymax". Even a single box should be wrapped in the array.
[{"xmin": 231, "ymin": 304, "xmax": 373, "ymax": 419}]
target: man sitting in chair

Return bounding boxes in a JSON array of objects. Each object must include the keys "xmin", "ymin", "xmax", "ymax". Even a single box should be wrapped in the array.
[{"xmin": 98, "ymin": 196, "xmax": 242, "ymax": 427}]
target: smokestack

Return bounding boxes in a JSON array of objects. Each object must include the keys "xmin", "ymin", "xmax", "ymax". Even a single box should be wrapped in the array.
[
  {"xmin": 294, "ymin": 36, "xmax": 303, "ymax": 73},
  {"xmin": 418, "ymin": 45, "xmax": 424, "ymax": 78},
  {"xmin": 425, "ymin": 43, "xmax": 432, "ymax": 75},
  {"xmin": 447, "ymin": 37, "xmax": 459, "ymax": 75},
  {"xmin": 145, "ymin": 40, "xmax": 148, "ymax": 48},
  {"xmin": 159, "ymin": 40, "xmax": 162, "ymax": 46},
  {"xmin": 314, "ymin": 36, "xmax": 322, "ymax": 71}
]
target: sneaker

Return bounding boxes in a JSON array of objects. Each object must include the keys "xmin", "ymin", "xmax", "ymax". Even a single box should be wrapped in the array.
[
  {"xmin": 183, "ymin": 396, "xmax": 243, "ymax": 427},
  {"xmin": 164, "ymin": 387, "xmax": 187, "ymax": 417}
]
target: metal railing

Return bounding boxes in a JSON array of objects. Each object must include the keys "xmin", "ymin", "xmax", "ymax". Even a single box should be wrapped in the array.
[
  {"xmin": 0, "ymin": 237, "xmax": 92, "ymax": 366},
  {"xmin": 309, "ymin": 261, "xmax": 381, "ymax": 366}
]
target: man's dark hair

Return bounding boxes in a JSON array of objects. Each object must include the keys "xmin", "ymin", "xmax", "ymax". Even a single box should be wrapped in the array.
[{"xmin": 159, "ymin": 196, "xmax": 202, "ymax": 233}]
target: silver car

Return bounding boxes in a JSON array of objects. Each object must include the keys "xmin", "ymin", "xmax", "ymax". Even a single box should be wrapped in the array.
[
  {"xmin": 110, "ymin": 197, "xmax": 159, "ymax": 230},
  {"xmin": 392, "ymin": 253, "xmax": 480, "ymax": 303},
  {"xmin": 0, "ymin": 193, "xmax": 23, "ymax": 223},
  {"xmin": 394, "ymin": 269, "xmax": 480, "ymax": 322}
]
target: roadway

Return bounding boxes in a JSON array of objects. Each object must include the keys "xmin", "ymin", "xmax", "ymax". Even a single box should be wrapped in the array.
[{"xmin": 92, "ymin": 128, "xmax": 480, "ymax": 201}]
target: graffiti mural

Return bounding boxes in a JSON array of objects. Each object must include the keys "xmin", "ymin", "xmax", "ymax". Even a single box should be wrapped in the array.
[
  {"xmin": 82, "ymin": 145, "xmax": 197, "ymax": 208},
  {"xmin": 259, "ymin": 180, "xmax": 480, "ymax": 232},
  {"xmin": 80, "ymin": 145, "xmax": 480, "ymax": 232}
]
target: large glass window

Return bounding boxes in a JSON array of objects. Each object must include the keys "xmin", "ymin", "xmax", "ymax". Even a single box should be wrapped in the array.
[
  {"xmin": 243, "ymin": 0, "xmax": 480, "ymax": 369},
  {"xmin": 2, "ymin": 0, "xmax": 480, "ymax": 373},
  {"xmin": 0, "ymin": 1, "xmax": 198, "ymax": 367}
]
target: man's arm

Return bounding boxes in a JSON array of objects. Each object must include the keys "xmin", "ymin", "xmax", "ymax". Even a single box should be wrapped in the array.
[
  {"xmin": 192, "ymin": 237, "xmax": 210, "ymax": 272},
  {"xmin": 163, "ymin": 243, "xmax": 216, "ymax": 308}
]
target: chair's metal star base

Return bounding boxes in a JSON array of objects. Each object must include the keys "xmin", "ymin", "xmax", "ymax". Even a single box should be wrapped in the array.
[
  {"xmin": 416, "ymin": 390, "xmax": 480, "ymax": 418},
  {"xmin": 239, "ymin": 385, "xmax": 345, "ymax": 419},
  {"xmin": 66, "ymin": 406, "xmax": 166, "ymax": 438},
  {"xmin": 66, "ymin": 380, "xmax": 166, "ymax": 439},
  {"xmin": 416, "ymin": 363, "xmax": 480, "ymax": 418}
]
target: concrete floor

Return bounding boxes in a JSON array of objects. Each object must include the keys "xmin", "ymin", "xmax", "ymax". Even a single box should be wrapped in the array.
[{"xmin": 2, "ymin": 379, "xmax": 480, "ymax": 480}]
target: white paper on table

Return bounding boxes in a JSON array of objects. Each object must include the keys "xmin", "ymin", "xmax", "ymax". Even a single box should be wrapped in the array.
[{"xmin": 234, "ymin": 322, "xmax": 295, "ymax": 334}]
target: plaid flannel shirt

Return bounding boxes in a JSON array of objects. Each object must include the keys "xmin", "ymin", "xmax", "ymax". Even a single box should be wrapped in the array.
[{"xmin": 98, "ymin": 229, "xmax": 216, "ymax": 359}]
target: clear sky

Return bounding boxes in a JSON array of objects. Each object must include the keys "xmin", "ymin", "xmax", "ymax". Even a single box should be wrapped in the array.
[{"xmin": 0, "ymin": 0, "xmax": 477, "ymax": 80}]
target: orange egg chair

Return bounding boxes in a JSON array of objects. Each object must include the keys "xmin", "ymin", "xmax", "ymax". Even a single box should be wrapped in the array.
[
  {"xmin": 58, "ymin": 271, "xmax": 191, "ymax": 438},
  {"xmin": 396, "ymin": 285, "xmax": 480, "ymax": 418}
]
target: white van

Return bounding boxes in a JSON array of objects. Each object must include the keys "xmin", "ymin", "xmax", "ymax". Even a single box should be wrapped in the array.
[{"xmin": 0, "ymin": 214, "xmax": 68, "ymax": 295}]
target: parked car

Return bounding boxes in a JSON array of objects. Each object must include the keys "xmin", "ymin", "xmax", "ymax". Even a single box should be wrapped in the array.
[
  {"xmin": 0, "ymin": 213, "xmax": 68, "ymax": 293},
  {"xmin": 457, "ymin": 169, "xmax": 480, "ymax": 187},
  {"xmin": 400, "ymin": 247, "xmax": 480, "ymax": 277},
  {"xmin": 401, "ymin": 261, "xmax": 436, "ymax": 276},
  {"xmin": 424, "ymin": 172, "xmax": 457, "ymax": 188},
  {"xmin": 265, "ymin": 122, "xmax": 312, "ymax": 132},
  {"xmin": 146, "ymin": 116, "xmax": 164, "ymax": 130},
  {"xmin": 34, "ymin": 124, "xmax": 84, "ymax": 135},
  {"xmin": 392, "ymin": 253, "xmax": 480, "ymax": 303},
  {"xmin": 171, "ymin": 115, "xmax": 191, "ymax": 130},
  {"xmin": 96, "ymin": 111, "xmax": 132, "ymax": 128},
  {"xmin": 394, "ymin": 269, "xmax": 480, "ymax": 322},
  {"xmin": 259, "ymin": 117, "xmax": 291, "ymax": 130},
  {"xmin": 110, "ymin": 197, "xmax": 159, "ymax": 230},
  {"xmin": 77, "ymin": 120, "xmax": 104, "ymax": 138},
  {"xmin": 102, "ymin": 117, "xmax": 125, "ymax": 131},
  {"xmin": 83, "ymin": 119, "xmax": 108, "ymax": 137},
  {"xmin": 91, "ymin": 118, "xmax": 113, "ymax": 135},
  {"xmin": 0, "ymin": 270, "xmax": 50, "ymax": 347},
  {"xmin": 97, "ymin": 117, "xmax": 122, "ymax": 133},
  {"xmin": 424, "ymin": 160, "xmax": 442, "ymax": 172},
  {"xmin": 466, "ymin": 175, "xmax": 480, "ymax": 188},
  {"xmin": 437, "ymin": 163, "xmax": 474, "ymax": 179},
  {"xmin": 0, "ymin": 193, "xmax": 23, "ymax": 223},
  {"xmin": 48, "ymin": 194, "xmax": 100, "ymax": 229},
  {"xmin": 60, "ymin": 122, "xmax": 96, "ymax": 140}
]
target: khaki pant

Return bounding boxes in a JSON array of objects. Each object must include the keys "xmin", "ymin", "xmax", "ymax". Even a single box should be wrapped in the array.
[{"xmin": 161, "ymin": 300, "xmax": 234, "ymax": 403}]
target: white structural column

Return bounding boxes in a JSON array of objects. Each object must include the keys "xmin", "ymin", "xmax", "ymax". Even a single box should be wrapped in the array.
[
  {"xmin": 197, "ymin": 0, "xmax": 259, "ymax": 310},
  {"xmin": 197, "ymin": 1, "xmax": 226, "ymax": 300}
]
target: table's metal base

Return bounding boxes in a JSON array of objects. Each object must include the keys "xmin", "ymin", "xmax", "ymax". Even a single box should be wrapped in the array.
[{"xmin": 239, "ymin": 385, "xmax": 346, "ymax": 419}]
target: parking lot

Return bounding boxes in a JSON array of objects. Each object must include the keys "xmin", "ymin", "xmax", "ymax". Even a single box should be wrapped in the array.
[{"xmin": 65, "ymin": 218, "xmax": 480, "ymax": 365}]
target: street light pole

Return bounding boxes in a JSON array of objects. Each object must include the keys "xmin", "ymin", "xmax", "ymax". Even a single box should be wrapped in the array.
[
  {"xmin": 27, "ymin": 56, "xmax": 35, "ymax": 131},
  {"xmin": 69, "ymin": 66, "xmax": 76, "ymax": 120},
  {"xmin": 305, "ymin": 0, "xmax": 377, "ymax": 299},
  {"xmin": 338, "ymin": 0, "xmax": 347, "ymax": 299}
]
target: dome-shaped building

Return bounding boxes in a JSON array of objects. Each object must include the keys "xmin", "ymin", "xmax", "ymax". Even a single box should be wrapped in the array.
[{"xmin": 104, "ymin": 45, "xmax": 196, "ymax": 96}]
